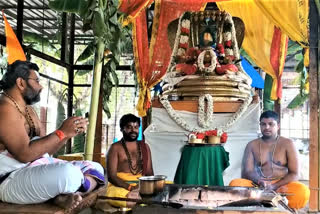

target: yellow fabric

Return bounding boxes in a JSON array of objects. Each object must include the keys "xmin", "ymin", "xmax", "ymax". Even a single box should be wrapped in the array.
[
  {"xmin": 106, "ymin": 172, "xmax": 142, "ymax": 207},
  {"xmin": 217, "ymin": 0, "xmax": 288, "ymax": 100},
  {"xmin": 229, "ymin": 178, "xmax": 310, "ymax": 209},
  {"xmin": 254, "ymin": 0, "xmax": 309, "ymax": 48}
]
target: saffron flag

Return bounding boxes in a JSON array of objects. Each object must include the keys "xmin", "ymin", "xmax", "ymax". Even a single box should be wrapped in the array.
[{"xmin": 2, "ymin": 11, "xmax": 26, "ymax": 64}]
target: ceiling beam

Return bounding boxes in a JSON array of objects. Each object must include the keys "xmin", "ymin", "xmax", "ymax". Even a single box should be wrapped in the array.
[
  {"xmin": 0, "ymin": 17, "xmax": 59, "ymax": 21},
  {"xmin": 1, "ymin": 5, "xmax": 50, "ymax": 10},
  {"xmin": 4, "ymin": 9, "xmax": 52, "ymax": 38}
]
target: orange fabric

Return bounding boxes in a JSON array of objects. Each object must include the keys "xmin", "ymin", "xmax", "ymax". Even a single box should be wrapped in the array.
[
  {"xmin": 269, "ymin": 27, "xmax": 288, "ymax": 99},
  {"xmin": 229, "ymin": 178, "xmax": 254, "ymax": 187},
  {"xmin": 2, "ymin": 11, "xmax": 26, "ymax": 64},
  {"xmin": 133, "ymin": 0, "xmax": 212, "ymax": 116},
  {"xmin": 118, "ymin": 0, "xmax": 154, "ymax": 26},
  {"xmin": 229, "ymin": 178, "xmax": 310, "ymax": 209}
]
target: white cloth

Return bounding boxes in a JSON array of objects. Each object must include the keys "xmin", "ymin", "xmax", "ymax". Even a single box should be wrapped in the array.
[
  {"xmin": 144, "ymin": 103, "xmax": 261, "ymax": 184},
  {"xmin": 0, "ymin": 150, "xmax": 28, "ymax": 176},
  {"xmin": 0, "ymin": 160, "xmax": 104, "ymax": 204}
]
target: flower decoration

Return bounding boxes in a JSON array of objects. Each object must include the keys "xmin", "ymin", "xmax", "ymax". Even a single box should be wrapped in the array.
[
  {"xmin": 188, "ymin": 129, "xmax": 228, "ymax": 144},
  {"xmin": 205, "ymin": 129, "xmax": 228, "ymax": 143},
  {"xmin": 198, "ymin": 94, "xmax": 213, "ymax": 128},
  {"xmin": 198, "ymin": 48, "xmax": 217, "ymax": 74}
]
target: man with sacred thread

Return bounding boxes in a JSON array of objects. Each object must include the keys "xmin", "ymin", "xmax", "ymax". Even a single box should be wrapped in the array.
[
  {"xmin": 0, "ymin": 60, "xmax": 105, "ymax": 210},
  {"xmin": 229, "ymin": 111, "xmax": 310, "ymax": 210},
  {"xmin": 106, "ymin": 114, "xmax": 153, "ymax": 207}
]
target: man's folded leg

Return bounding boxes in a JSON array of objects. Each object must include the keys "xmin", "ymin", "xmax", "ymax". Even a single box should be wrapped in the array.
[
  {"xmin": 277, "ymin": 181, "xmax": 310, "ymax": 209},
  {"xmin": 0, "ymin": 162, "xmax": 84, "ymax": 204}
]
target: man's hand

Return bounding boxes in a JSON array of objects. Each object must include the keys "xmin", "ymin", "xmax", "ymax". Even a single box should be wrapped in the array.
[
  {"xmin": 258, "ymin": 180, "xmax": 278, "ymax": 191},
  {"xmin": 59, "ymin": 116, "xmax": 88, "ymax": 138},
  {"xmin": 126, "ymin": 189, "xmax": 141, "ymax": 208}
]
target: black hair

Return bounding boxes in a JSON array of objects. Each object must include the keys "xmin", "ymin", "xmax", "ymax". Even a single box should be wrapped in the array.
[
  {"xmin": 120, "ymin": 113, "xmax": 140, "ymax": 130},
  {"xmin": 0, "ymin": 60, "xmax": 39, "ymax": 91},
  {"xmin": 260, "ymin": 110, "xmax": 279, "ymax": 123}
]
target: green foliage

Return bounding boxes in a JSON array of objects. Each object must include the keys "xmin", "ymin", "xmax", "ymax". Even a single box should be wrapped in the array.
[
  {"xmin": 76, "ymin": 41, "xmax": 95, "ymax": 63},
  {"xmin": 23, "ymin": 31, "xmax": 59, "ymax": 57},
  {"xmin": 72, "ymin": 109, "xmax": 86, "ymax": 153},
  {"xmin": 49, "ymin": 0, "xmax": 133, "ymax": 121},
  {"xmin": 287, "ymin": 94, "xmax": 309, "ymax": 109},
  {"xmin": 287, "ymin": 46, "xmax": 309, "ymax": 109},
  {"xmin": 286, "ymin": 40, "xmax": 302, "ymax": 55},
  {"xmin": 48, "ymin": 0, "xmax": 89, "ymax": 17},
  {"xmin": 102, "ymin": 56, "xmax": 119, "ymax": 118},
  {"xmin": 54, "ymin": 100, "xmax": 66, "ymax": 157}
]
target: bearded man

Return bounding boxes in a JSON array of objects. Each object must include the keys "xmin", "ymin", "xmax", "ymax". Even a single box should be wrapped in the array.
[
  {"xmin": 0, "ymin": 60, "xmax": 105, "ymax": 210},
  {"xmin": 106, "ymin": 114, "xmax": 153, "ymax": 207},
  {"xmin": 229, "ymin": 111, "xmax": 310, "ymax": 210}
]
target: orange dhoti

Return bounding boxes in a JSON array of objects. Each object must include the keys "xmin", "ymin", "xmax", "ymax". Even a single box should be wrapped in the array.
[{"xmin": 229, "ymin": 178, "xmax": 310, "ymax": 209}]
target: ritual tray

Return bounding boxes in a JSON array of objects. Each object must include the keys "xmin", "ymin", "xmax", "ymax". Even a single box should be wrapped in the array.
[
  {"xmin": 153, "ymin": 184, "xmax": 291, "ymax": 213},
  {"xmin": 187, "ymin": 143, "xmax": 223, "ymax": 147}
]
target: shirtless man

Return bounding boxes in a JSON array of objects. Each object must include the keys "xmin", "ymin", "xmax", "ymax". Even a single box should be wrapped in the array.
[
  {"xmin": 106, "ymin": 114, "xmax": 153, "ymax": 207},
  {"xmin": 229, "ymin": 110, "xmax": 310, "ymax": 209},
  {"xmin": 0, "ymin": 60, "xmax": 105, "ymax": 209}
]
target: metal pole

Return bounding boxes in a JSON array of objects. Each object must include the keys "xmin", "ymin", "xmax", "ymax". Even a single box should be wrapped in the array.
[
  {"xmin": 16, "ymin": 0, "xmax": 24, "ymax": 44},
  {"xmin": 66, "ymin": 14, "xmax": 75, "ymax": 154}
]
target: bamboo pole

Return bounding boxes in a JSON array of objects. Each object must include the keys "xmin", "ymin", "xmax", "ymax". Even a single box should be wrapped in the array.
[
  {"xmin": 309, "ymin": 0, "xmax": 319, "ymax": 211},
  {"xmin": 85, "ymin": 40, "xmax": 105, "ymax": 161}
]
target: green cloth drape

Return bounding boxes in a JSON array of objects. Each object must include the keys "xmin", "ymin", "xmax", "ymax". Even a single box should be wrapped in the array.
[{"xmin": 174, "ymin": 145, "xmax": 229, "ymax": 186}]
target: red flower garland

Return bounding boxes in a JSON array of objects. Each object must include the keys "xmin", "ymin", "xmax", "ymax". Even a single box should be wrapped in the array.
[
  {"xmin": 190, "ymin": 130, "xmax": 228, "ymax": 143},
  {"xmin": 181, "ymin": 27, "xmax": 190, "ymax": 35}
]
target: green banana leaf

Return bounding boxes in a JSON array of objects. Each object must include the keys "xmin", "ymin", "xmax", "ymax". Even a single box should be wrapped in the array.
[
  {"xmin": 54, "ymin": 100, "xmax": 66, "ymax": 157},
  {"xmin": 72, "ymin": 109, "xmax": 85, "ymax": 153},
  {"xmin": 286, "ymin": 40, "xmax": 302, "ymax": 55},
  {"xmin": 23, "ymin": 31, "xmax": 57, "ymax": 51},
  {"xmin": 48, "ymin": 0, "xmax": 89, "ymax": 17},
  {"xmin": 287, "ymin": 94, "xmax": 309, "ymax": 109},
  {"xmin": 76, "ymin": 41, "xmax": 95, "ymax": 63}
]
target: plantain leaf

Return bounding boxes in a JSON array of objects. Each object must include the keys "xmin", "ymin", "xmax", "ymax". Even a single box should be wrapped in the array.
[
  {"xmin": 56, "ymin": 101, "xmax": 66, "ymax": 129},
  {"xmin": 76, "ymin": 41, "xmax": 95, "ymax": 62},
  {"xmin": 287, "ymin": 94, "xmax": 309, "ymax": 109},
  {"xmin": 295, "ymin": 53, "xmax": 303, "ymax": 61},
  {"xmin": 72, "ymin": 109, "xmax": 85, "ymax": 153},
  {"xmin": 286, "ymin": 40, "xmax": 302, "ymax": 55},
  {"xmin": 290, "ymin": 74, "xmax": 301, "ymax": 85},
  {"xmin": 295, "ymin": 58, "xmax": 304, "ymax": 73},
  {"xmin": 54, "ymin": 100, "xmax": 66, "ymax": 157},
  {"xmin": 92, "ymin": 9, "xmax": 107, "ymax": 37},
  {"xmin": 48, "ymin": 0, "xmax": 89, "ymax": 17}
]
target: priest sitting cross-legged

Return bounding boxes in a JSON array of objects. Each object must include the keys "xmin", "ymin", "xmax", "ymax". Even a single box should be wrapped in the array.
[
  {"xmin": 0, "ymin": 60, "xmax": 105, "ymax": 211},
  {"xmin": 229, "ymin": 111, "xmax": 310, "ymax": 210},
  {"xmin": 106, "ymin": 114, "xmax": 153, "ymax": 207}
]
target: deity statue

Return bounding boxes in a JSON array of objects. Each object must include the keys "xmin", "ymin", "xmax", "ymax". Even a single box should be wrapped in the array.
[{"xmin": 163, "ymin": 10, "xmax": 251, "ymax": 102}]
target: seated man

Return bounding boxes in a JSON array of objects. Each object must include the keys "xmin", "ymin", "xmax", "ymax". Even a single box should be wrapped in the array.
[
  {"xmin": 229, "ymin": 111, "xmax": 310, "ymax": 209},
  {"xmin": 0, "ymin": 60, "xmax": 105, "ymax": 210},
  {"xmin": 106, "ymin": 114, "xmax": 153, "ymax": 207}
]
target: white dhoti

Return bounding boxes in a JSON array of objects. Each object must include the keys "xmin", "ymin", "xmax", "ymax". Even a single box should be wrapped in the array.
[{"xmin": 0, "ymin": 156, "xmax": 104, "ymax": 204}]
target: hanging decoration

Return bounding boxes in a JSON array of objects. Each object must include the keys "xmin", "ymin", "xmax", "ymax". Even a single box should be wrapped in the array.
[
  {"xmin": 159, "ymin": 94, "xmax": 252, "ymax": 133},
  {"xmin": 217, "ymin": 0, "xmax": 288, "ymax": 101},
  {"xmin": 130, "ymin": 0, "xmax": 211, "ymax": 116},
  {"xmin": 2, "ymin": 11, "xmax": 26, "ymax": 64}
]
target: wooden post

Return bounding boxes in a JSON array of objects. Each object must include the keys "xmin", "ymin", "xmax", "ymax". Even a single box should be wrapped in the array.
[{"xmin": 309, "ymin": 0, "xmax": 319, "ymax": 211}]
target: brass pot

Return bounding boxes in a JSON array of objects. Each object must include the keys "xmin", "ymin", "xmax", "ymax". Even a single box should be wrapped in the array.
[{"xmin": 139, "ymin": 175, "xmax": 167, "ymax": 196}]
